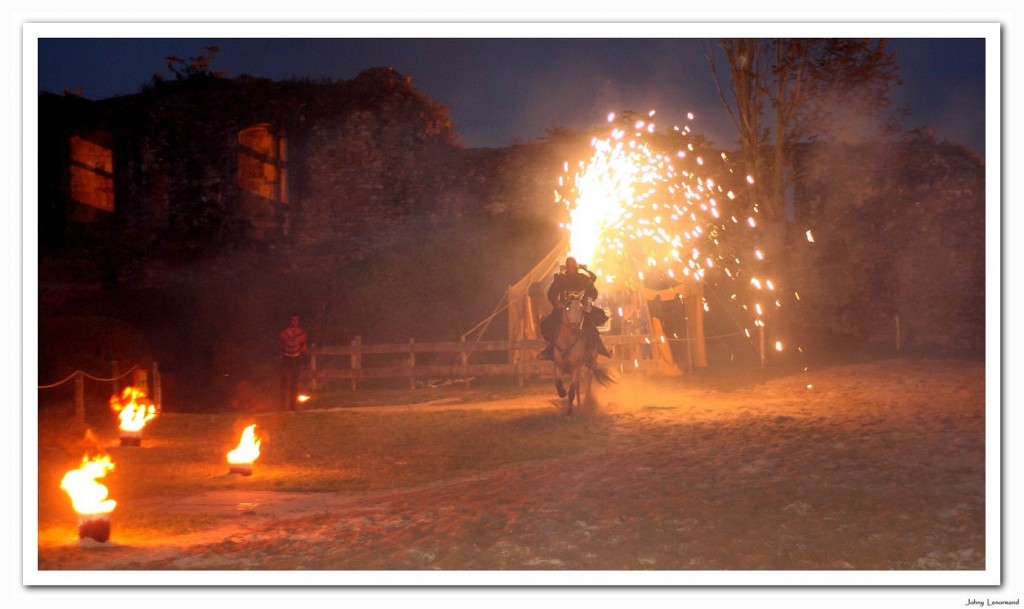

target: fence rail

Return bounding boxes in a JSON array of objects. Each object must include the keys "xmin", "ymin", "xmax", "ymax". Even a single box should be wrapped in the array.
[{"xmin": 309, "ymin": 334, "xmax": 664, "ymax": 389}]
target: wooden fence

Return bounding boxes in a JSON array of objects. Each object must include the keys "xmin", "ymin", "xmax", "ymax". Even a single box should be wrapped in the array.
[
  {"xmin": 309, "ymin": 334, "xmax": 664, "ymax": 390},
  {"xmin": 37, "ymin": 362, "xmax": 162, "ymax": 425}
]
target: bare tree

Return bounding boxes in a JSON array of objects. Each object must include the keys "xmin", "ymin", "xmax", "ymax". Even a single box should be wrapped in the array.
[
  {"xmin": 706, "ymin": 38, "xmax": 901, "ymax": 353},
  {"xmin": 161, "ymin": 45, "xmax": 226, "ymax": 82},
  {"xmin": 706, "ymin": 38, "xmax": 902, "ymax": 222},
  {"xmin": 707, "ymin": 39, "xmax": 771, "ymax": 214}
]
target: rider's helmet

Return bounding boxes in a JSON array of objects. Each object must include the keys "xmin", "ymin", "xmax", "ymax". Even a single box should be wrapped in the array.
[{"xmin": 565, "ymin": 257, "xmax": 579, "ymax": 274}]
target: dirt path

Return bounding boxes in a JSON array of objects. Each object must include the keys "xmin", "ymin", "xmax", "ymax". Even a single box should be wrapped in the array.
[{"xmin": 35, "ymin": 359, "xmax": 986, "ymax": 573}]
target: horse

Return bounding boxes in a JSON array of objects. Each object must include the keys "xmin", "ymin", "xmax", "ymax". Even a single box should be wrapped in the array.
[{"xmin": 552, "ymin": 290, "xmax": 614, "ymax": 415}]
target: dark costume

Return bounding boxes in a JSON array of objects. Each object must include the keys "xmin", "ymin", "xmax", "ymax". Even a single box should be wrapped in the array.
[
  {"xmin": 279, "ymin": 317, "xmax": 308, "ymax": 411},
  {"xmin": 537, "ymin": 265, "xmax": 611, "ymax": 362}
]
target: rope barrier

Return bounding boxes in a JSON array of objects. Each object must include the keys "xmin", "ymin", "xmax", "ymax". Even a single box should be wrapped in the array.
[
  {"xmin": 37, "ymin": 364, "xmax": 139, "ymax": 390},
  {"xmin": 80, "ymin": 365, "xmax": 139, "ymax": 383},
  {"xmin": 656, "ymin": 330, "xmax": 749, "ymax": 343},
  {"xmin": 703, "ymin": 283, "xmax": 762, "ymax": 357},
  {"xmin": 461, "ymin": 291, "xmax": 514, "ymax": 343},
  {"xmin": 37, "ymin": 371, "xmax": 83, "ymax": 390}
]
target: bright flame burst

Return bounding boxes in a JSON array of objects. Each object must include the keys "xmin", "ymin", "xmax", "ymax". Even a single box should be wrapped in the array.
[
  {"xmin": 556, "ymin": 112, "xmax": 778, "ymax": 334},
  {"xmin": 109, "ymin": 386, "xmax": 157, "ymax": 433},
  {"xmin": 227, "ymin": 424, "xmax": 262, "ymax": 465},
  {"xmin": 60, "ymin": 455, "xmax": 116, "ymax": 515}
]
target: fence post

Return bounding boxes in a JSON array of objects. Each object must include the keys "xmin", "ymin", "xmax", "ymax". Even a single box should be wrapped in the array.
[
  {"xmin": 111, "ymin": 361, "xmax": 120, "ymax": 398},
  {"xmin": 683, "ymin": 305, "xmax": 694, "ymax": 374},
  {"xmin": 133, "ymin": 369, "xmax": 149, "ymax": 395},
  {"xmin": 152, "ymin": 361, "xmax": 162, "ymax": 413},
  {"xmin": 310, "ymin": 350, "xmax": 318, "ymax": 390},
  {"xmin": 409, "ymin": 338, "xmax": 416, "ymax": 389},
  {"xmin": 460, "ymin": 336, "xmax": 470, "ymax": 389},
  {"xmin": 74, "ymin": 372, "xmax": 85, "ymax": 425},
  {"xmin": 516, "ymin": 341, "xmax": 524, "ymax": 388},
  {"xmin": 759, "ymin": 325, "xmax": 766, "ymax": 368},
  {"xmin": 351, "ymin": 336, "xmax": 361, "ymax": 391}
]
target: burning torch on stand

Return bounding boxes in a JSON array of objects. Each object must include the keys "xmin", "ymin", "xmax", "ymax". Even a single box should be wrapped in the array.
[
  {"xmin": 60, "ymin": 453, "xmax": 117, "ymax": 543},
  {"xmin": 110, "ymin": 386, "xmax": 157, "ymax": 447},
  {"xmin": 227, "ymin": 424, "xmax": 262, "ymax": 476}
]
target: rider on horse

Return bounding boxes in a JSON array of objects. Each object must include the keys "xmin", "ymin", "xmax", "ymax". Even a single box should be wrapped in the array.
[{"xmin": 536, "ymin": 256, "xmax": 612, "ymax": 367}]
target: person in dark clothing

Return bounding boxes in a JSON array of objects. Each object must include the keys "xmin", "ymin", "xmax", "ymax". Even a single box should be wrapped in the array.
[
  {"xmin": 537, "ymin": 256, "xmax": 611, "ymax": 366},
  {"xmin": 278, "ymin": 314, "xmax": 308, "ymax": 411}
]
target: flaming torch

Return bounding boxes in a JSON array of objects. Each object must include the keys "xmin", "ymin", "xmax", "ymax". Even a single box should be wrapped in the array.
[
  {"xmin": 60, "ymin": 454, "xmax": 116, "ymax": 542},
  {"xmin": 227, "ymin": 424, "xmax": 261, "ymax": 476},
  {"xmin": 109, "ymin": 386, "xmax": 157, "ymax": 447}
]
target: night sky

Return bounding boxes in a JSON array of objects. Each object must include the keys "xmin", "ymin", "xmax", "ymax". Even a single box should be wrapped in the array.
[{"xmin": 35, "ymin": 35, "xmax": 987, "ymax": 154}]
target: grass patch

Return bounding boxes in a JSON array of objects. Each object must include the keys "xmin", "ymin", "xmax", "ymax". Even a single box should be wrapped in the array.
[{"xmin": 36, "ymin": 401, "xmax": 610, "ymax": 535}]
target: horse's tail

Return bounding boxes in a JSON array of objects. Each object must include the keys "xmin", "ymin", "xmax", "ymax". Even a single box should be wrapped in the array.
[{"xmin": 591, "ymin": 365, "xmax": 615, "ymax": 387}]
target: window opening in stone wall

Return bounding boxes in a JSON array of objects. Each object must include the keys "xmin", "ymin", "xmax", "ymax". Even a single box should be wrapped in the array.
[
  {"xmin": 238, "ymin": 124, "xmax": 288, "ymax": 204},
  {"xmin": 69, "ymin": 135, "xmax": 114, "ymax": 213}
]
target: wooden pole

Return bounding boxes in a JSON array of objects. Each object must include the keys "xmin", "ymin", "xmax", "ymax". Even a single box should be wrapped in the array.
[
  {"xmin": 895, "ymin": 314, "xmax": 902, "ymax": 352},
  {"xmin": 460, "ymin": 336, "xmax": 470, "ymax": 389},
  {"xmin": 74, "ymin": 372, "xmax": 85, "ymax": 425},
  {"xmin": 683, "ymin": 297, "xmax": 693, "ymax": 374},
  {"xmin": 351, "ymin": 336, "xmax": 361, "ymax": 391},
  {"xmin": 152, "ymin": 361, "xmax": 162, "ymax": 413},
  {"xmin": 132, "ymin": 369, "xmax": 149, "ymax": 399},
  {"xmin": 759, "ymin": 325, "xmax": 766, "ymax": 368},
  {"xmin": 111, "ymin": 361, "xmax": 120, "ymax": 397},
  {"xmin": 638, "ymin": 292, "xmax": 656, "ymax": 373},
  {"xmin": 409, "ymin": 338, "xmax": 416, "ymax": 389},
  {"xmin": 310, "ymin": 351, "xmax": 318, "ymax": 390}
]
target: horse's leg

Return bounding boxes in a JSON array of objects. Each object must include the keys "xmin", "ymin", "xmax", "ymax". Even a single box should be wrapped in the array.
[
  {"xmin": 567, "ymin": 365, "xmax": 581, "ymax": 415},
  {"xmin": 553, "ymin": 360, "xmax": 567, "ymax": 398},
  {"xmin": 555, "ymin": 375, "xmax": 566, "ymax": 398}
]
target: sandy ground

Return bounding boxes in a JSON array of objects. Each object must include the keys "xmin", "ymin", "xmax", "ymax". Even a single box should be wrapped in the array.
[{"xmin": 34, "ymin": 358, "xmax": 986, "ymax": 573}]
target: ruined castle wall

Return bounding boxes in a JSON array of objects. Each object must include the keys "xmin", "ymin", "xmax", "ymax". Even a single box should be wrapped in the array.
[{"xmin": 789, "ymin": 137, "xmax": 986, "ymax": 354}]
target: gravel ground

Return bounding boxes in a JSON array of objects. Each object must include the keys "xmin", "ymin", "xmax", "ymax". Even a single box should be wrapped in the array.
[{"xmin": 34, "ymin": 359, "xmax": 986, "ymax": 578}]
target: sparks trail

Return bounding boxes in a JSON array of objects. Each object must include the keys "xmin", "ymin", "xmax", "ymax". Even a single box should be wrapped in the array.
[{"xmin": 556, "ymin": 110, "xmax": 796, "ymax": 353}]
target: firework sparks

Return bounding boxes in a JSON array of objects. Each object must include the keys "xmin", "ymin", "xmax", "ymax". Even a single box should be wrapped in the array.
[{"xmin": 555, "ymin": 112, "xmax": 781, "ymax": 342}]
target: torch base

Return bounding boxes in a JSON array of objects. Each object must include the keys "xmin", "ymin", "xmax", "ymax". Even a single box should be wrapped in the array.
[
  {"xmin": 228, "ymin": 465, "xmax": 253, "ymax": 476},
  {"xmin": 77, "ymin": 514, "xmax": 111, "ymax": 543}
]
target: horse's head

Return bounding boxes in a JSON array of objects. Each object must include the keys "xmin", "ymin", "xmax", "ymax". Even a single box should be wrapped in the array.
[{"xmin": 561, "ymin": 290, "xmax": 587, "ymax": 328}]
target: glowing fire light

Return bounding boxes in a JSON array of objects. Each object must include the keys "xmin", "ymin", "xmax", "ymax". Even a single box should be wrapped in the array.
[
  {"xmin": 555, "ymin": 112, "xmax": 783, "ymax": 353},
  {"xmin": 297, "ymin": 394, "xmax": 311, "ymax": 403},
  {"xmin": 61, "ymin": 454, "xmax": 116, "ymax": 516},
  {"xmin": 109, "ymin": 386, "xmax": 157, "ymax": 434},
  {"xmin": 227, "ymin": 424, "xmax": 262, "ymax": 466}
]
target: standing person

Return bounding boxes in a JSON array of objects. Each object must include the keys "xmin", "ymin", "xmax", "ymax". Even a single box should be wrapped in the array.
[
  {"xmin": 536, "ymin": 256, "xmax": 611, "ymax": 366},
  {"xmin": 278, "ymin": 314, "xmax": 308, "ymax": 411}
]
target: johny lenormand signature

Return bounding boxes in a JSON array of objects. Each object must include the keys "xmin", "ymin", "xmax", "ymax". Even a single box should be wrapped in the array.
[{"xmin": 966, "ymin": 600, "xmax": 1020, "ymax": 606}]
